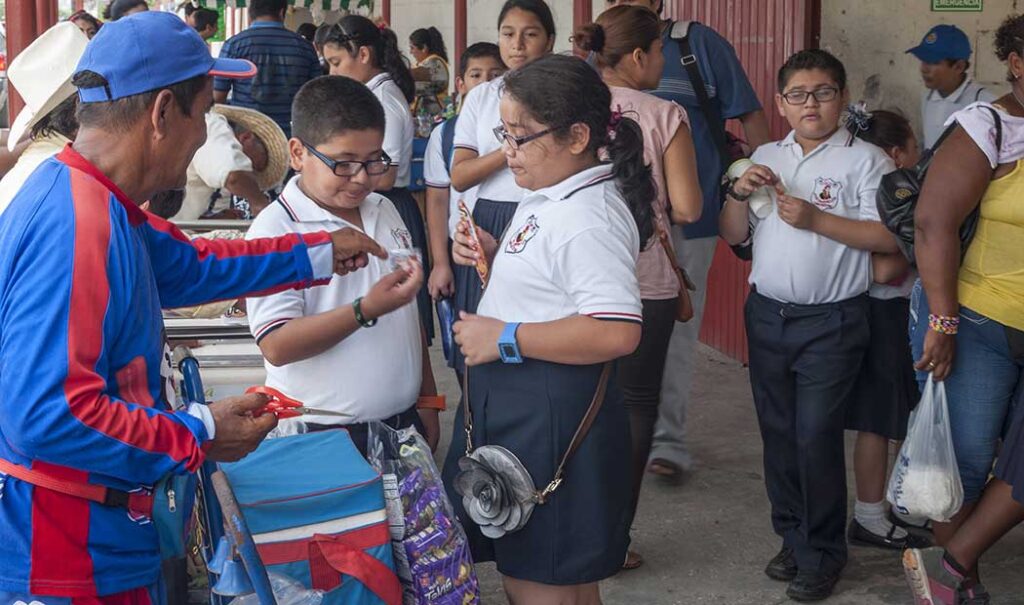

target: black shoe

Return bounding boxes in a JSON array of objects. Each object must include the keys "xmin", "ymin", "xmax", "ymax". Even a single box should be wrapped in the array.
[
  {"xmin": 786, "ymin": 569, "xmax": 841, "ymax": 602},
  {"xmin": 764, "ymin": 547, "xmax": 798, "ymax": 582},
  {"xmin": 848, "ymin": 518, "xmax": 933, "ymax": 550},
  {"xmin": 889, "ymin": 508, "xmax": 933, "ymax": 532}
]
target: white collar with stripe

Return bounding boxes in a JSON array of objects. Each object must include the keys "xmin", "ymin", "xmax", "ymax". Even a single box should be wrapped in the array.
[
  {"xmin": 275, "ymin": 175, "xmax": 384, "ymax": 224},
  {"xmin": 523, "ymin": 163, "xmax": 616, "ymax": 205}
]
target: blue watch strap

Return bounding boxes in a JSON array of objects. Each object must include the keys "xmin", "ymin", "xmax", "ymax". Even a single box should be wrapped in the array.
[{"xmin": 498, "ymin": 322, "xmax": 523, "ymax": 363}]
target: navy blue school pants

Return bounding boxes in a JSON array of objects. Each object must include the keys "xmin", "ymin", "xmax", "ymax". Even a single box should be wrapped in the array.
[{"xmin": 745, "ymin": 290, "xmax": 870, "ymax": 575}]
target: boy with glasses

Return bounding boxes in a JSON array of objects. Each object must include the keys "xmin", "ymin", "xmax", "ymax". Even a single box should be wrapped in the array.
[
  {"xmin": 245, "ymin": 76, "xmax": 442, "ymax": 454},
  {"xmin": 719, "ymin": 50, "xmax": 900, "ymax": 602}
]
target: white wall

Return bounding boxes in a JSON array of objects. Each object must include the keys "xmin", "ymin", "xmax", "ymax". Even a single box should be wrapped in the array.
[{"xmin": 820, "ymin": 0, "xmax": 1018, "ymax": 141}]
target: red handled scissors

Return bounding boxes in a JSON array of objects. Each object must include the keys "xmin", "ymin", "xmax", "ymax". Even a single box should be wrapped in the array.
[{"xmin": 245, "ymin": 386, "xmax": 353, "ymax": 419}]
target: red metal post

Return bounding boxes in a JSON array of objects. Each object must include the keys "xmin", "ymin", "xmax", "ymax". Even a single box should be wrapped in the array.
[
  {"xmin": 7, "ymin": 0, "xmax": 39, "ymax": 122},
  {"xmin": 35, "ymin": 0, "xmax": 57, "ymax": 34},
  {"xmin": 381, "ymin": 0, "xmax": 391, "ymax": 26},
  {"xmin": 572, "ymin": 0, "xmax": 592, "ymax": 32},
  {"xmin": 454, "ymin": 0, "xmax": 467, "ymax": 59},
  {"xmin": 74, "ymin": 0, "xmax": 85, "ymax": 11}
]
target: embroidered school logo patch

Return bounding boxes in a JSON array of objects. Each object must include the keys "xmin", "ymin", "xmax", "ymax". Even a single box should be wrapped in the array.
[
  {"xmin": 811, "ymin": 177, "xmax": 842, "ymax": 210},
  {"xmin": 506, "ymin": 216, "xmax": 540, "ymax": 254},
  {"xmin": 391, "ymin": 227, "xmax": 413, "ymax": 249}
]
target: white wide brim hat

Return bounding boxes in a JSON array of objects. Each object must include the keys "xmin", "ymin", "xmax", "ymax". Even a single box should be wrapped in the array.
[
  {"xmin": 8, "ymin": 23, "xmax": 90, "ymax": 151},
  {"xmin": 211, "ymin": 104, "xmax": 290, "ymax": 191}
]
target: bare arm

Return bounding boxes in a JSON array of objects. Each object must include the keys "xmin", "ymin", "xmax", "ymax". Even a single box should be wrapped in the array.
[
  {"xmin": 804, "ymin": 210, "xmax": 900, "ymax": 253},
  {"xmin": 223, "ymin": 171, "xmax": 270, "ymax": 215},
  {"xmin": 738, "ymin": 110, "xmax": 771, "ymax": 150},
  {"xmin": 518, "ymin": 316, "xmax": 640, "ymax": 364},
  {"xmin": 663, "ymin": 124, "xmax": 703, "ymax": 225},
  {"xmin": 425, "ymin": 186, "xmax": 454, "ymax": 299},
  {"xmin": 450, "ymin": 148, "xmax": 506, "ymax": 192},
  {"xmin": 213, "ymin": 90, "xmax": 229, "ymax": 104}
]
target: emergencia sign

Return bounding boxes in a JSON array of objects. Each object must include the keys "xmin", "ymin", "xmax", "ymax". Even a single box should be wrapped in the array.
[{"xmin": 932, "ymin": 0, "xmax": 983, "ymax": 11}]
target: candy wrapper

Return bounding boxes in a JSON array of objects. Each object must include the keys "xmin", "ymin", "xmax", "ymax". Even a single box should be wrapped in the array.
[
  {"xmin": 367, "ymin": 423, "xmax": 480, "ymax": 605},
  {"xmin": 389, "ymin": 248, "xmax": 422, "ymax": 273},
  {"xmin": 457, "ymin": 200, "xmax": 488, "ymax": 288}
]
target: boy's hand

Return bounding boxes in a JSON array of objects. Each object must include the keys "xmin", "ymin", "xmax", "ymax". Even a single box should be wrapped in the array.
[
  {"xmin": 453, "ymin": 311, "xmax": 504, "ymax": 366},
  {"xmin": 451, "ymin": 220, "xmax": 497, "ymax": 268},
  {"xmin": 428, "ymin": 264, "xmax": 455, "ymax": 300},
  {"xmin": 361, "ymin": 260, "xmax": 424, "ymax": 321},
  {"xmin": 206, "ymin": 393, "xmax": 278, "ymax": 462},
  {"xmin": 329, "ymin": 228, "xmax": 387, "ymax": 275},
  {"xmin": 417, "ymin": 409, "xmax": 440, "ymax": 452},
  {"xmin": 776, "ymin": 193, "xmax": 820, "ymax": 231},
  {"xmin": 732, "ymin": 164, "xmax": 778, "ymax": 199}
]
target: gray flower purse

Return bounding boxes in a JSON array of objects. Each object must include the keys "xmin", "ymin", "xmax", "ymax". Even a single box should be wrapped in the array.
[{"xmin": 453, "ymin": 364, "xmax": 612, "ymax": 539}]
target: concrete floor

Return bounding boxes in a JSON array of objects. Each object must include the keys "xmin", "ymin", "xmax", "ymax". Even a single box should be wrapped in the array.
[{"xmin": 428, "ymin": 344, "xmax": 1024, "ymax": 605}]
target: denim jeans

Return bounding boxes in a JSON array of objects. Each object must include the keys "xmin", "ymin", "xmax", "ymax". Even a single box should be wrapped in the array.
[{"xmin": 909, "ymin": 280, "xmax": 1024, "ymax": 503}]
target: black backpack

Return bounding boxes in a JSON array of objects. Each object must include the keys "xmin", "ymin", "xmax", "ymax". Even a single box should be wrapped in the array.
[{"xmin": 876, "ymin": 105, "xmax": 1001, "ymax": 266}]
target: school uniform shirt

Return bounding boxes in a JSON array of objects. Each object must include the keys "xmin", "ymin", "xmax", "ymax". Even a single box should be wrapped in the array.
[
  {"xmin": 921, "ymin": 78, "xmax": 996, "ymax": 149},
  {"xmin": 246, "ymin": 176, "xmax": 422, "ymax": 423},
  {"xmin": 424, "ymin": 119, "xmax": 478, "ymax": 237},
  {"xmin": 453, "ymin": 75, "xmax": 527, "ymax": 202},
  {"xmin": 172, "ymin": 112, "xmax": 254, "ymax": 221},
  {"xmin": 368, "ymin": 72, "xmax": 414, "ymax": 189},
  {"xmin": 747, "ymin": 128, "xmax": 896, "ymax": 305},
  {"xmin": 478, "ymin": 163, "xmax": 641, "ymax": 325},
  {"xmin": 0, "ymin": 146, "xmax": 335, "ymax": 597}
]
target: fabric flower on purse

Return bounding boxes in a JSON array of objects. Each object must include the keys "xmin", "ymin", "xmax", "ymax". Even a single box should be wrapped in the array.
[{"xmin": 454, "ymin": 446, "xmax": 537, "ymax": 539}]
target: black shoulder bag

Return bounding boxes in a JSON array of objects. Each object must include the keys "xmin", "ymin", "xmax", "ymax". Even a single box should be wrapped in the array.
[{"xmin": 876, "ymin": 106, "xmax": 1002, "ymax": 266}]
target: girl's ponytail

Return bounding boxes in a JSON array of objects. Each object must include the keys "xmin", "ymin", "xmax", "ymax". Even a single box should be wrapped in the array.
[
  {"xmin": 609, "ymin": 116, "xmax": 656, "ymax": 246},
  {"xmin": 379, "ymin": 28, "xmax": 416, "ymax": 103}
]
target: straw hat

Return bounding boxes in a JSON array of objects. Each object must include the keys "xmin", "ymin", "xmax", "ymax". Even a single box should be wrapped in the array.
[
  {"xmin": 211, "ymin": 104, "xmax": 289, "ymax": 191},
  {"xmin": 7, "ymin": 23, "xmax": 90, "ymax": 151}
]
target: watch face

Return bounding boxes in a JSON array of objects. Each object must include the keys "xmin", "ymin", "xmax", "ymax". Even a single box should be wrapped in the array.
[{"xmin": 501, "ymin": 344, "xmax": 517, "ymax": 358}]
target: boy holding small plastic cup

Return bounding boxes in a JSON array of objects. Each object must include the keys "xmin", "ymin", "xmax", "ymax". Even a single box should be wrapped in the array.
[
  {"xmin": 246, "ymin": 76, "xmax": 442, "ymax": 454},
  {"xmin": 719, "ymin": 49, "xmax": 899, "ymax": 602}
]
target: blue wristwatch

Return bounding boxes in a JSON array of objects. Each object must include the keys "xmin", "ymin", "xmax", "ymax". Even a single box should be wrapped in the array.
[{"xmin": 497, "ymin": 322, "xmax": 523, "ymax": 364}]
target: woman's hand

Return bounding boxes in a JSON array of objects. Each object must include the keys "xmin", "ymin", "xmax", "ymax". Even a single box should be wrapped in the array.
[
  {"xmin": 915, "ymin": 329, "xmax": 956, "ymax": 381},
  {"xmin": 453, "ymin": 312, "xmax": 504, "ymax": 366},
  {"xmin": 452, "ymin": 220, "xmax": 498, "ymax": 268},
  {"xmin": 428, "ymin": 264, "xmax": 455, "ymax": 300},
  {"xmin": 732, "ymin": 164, "xmax": 778, "ymax": 198}
]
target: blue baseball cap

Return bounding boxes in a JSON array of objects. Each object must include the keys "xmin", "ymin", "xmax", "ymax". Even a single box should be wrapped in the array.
[
  {"xmin": 75, "ymin": 11, "xmax": 256, "ymax": 103},
  {"xmin": 907, "ymin": 25, "xmax": 972, "ymax": 64}
]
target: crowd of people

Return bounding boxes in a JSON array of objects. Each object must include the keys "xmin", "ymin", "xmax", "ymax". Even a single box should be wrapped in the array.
[{"xmin": 0, "ymin": 0, "xmax": 1022, "ymax": 604}]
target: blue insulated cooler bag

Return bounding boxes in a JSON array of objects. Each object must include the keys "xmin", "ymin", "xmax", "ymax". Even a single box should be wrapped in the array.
[{"xmin": 220, "ymin": 430, "xmax": 402, "ymax": 605}]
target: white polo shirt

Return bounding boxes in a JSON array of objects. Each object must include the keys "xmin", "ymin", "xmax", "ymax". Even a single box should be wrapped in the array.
[
  {"xmin": 367, "ymin": 72, "xmax": 414, "ymax": 189},
  {"xmin": 245, "ymin": 176, "xmax": 422, "ymax": 423},
  {"xmin": 921, "ymin": 78, "xmax": 996, "ymax": 149},
  {"xmin": 172, "ymin": 112, "xmax": 253, "ymax": 221},
  {"xmin": 424, "ymin": 119, "xmax": 478, "ymax": 237},
  {"xmin": 478, "ymin": 164, "xmax": 642, "ymax": 325},
  {"xmin": 747, "ymin": 128, "xmax": 896, "ymax": 305},
  {"xmin": 453, "ymin": 75, "xmax": 527, "ymax": 203}
]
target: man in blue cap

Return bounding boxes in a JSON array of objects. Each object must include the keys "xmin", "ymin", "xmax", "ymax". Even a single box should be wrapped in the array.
[
  {"xmin": 908, "ymin": 24, "xmax": 996, "ymax": 148},
  {"xmin": 0, "ymin": 12, "xmax": 389, "ymax": 603}
]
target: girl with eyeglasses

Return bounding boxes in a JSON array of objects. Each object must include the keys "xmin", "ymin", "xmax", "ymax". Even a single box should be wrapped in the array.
[
  {"xmin": 447, "ymin": 0, "xmax": 556, "ymax": 376},
  {"xmin": 322, "ymin": 16, "xmax": 435, "ymax": 344},
  {"xmin": 719, "ymin": 49, "xmax": 902, "ymax": 602},
  {"xmin": 443, "ymin": 53, "xmax": 654, "ymax": 605}
]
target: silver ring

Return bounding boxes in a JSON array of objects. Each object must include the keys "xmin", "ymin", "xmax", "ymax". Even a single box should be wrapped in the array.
[{"xmin": 927, "ymin": 361, "xmax": 937, "ymax": 370}]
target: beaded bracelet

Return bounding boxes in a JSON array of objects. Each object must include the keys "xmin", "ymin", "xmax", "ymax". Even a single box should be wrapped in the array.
[{"xmin": 928, "ymin": 314, "xmax": 960, "ymax": 335}]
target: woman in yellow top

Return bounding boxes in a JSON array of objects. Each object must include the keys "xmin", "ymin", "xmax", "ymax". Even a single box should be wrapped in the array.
[
  {"xmin": 409, "ymin": 27, "xmax": 451, "ymax": 119},
  {"xmin": 903, "ymin": 14, "xmax": 1024, "ymax": 605}
]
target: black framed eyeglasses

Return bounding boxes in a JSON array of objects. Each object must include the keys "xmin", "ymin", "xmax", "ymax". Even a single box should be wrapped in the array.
[
  {"xmin": 301, "ymin": 141, "xmax": 392, "ymax": 177},
  {"xmin": 492, "ymin": 124, "xmax": 564, "ymax": 150},
  {"xmin": 781, "ymin": 86, "xmax": 840, "ymax": 106}
]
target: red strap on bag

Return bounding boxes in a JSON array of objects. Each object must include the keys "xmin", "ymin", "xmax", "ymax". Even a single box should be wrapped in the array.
[
  {"xmin": 307, "ymin": 533, "xmax": 402, "ymax": 605},
  {"xmin": 0, "ymin": 458, "xmax": 154, "ymax": 518}
]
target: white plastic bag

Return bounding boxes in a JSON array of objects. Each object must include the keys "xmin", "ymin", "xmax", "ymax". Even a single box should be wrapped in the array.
[
  {"xmin": 231, "ymin": 573, "xmax": 324, "ymax": 605},
  {"xmin": 887, "ymin": 375, "xmax": 964, "ymax": 522}
]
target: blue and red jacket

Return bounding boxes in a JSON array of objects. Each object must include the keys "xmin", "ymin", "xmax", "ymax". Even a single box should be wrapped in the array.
[{"xmin": 0, "ymin": 147, "xmax": 334, "ymax": 597}]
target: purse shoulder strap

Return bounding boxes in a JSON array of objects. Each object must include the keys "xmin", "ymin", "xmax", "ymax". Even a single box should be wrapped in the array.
[
  {"xmin": 658, "ymin": 227, "xmax": 696, "ymax": 291},
  {"xmin": 461, "ymin": 362, "xmax": 613, "ymax": 503}
]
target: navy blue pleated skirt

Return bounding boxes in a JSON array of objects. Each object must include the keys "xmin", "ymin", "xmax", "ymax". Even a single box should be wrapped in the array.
[
  {"xmin": 995, "ymin": 378, "xmax": 1024, "ymax": 505},
  {"xmin": 382, "ymin": 187, "xmax": 434, "ymax": 344},
  {"xmin": 441, "ymin": 359, "xmax": 632, "ymax": 585},
  {"xmin": 452, "ymin": 198, "xmax": 518, "ymax": 372}
]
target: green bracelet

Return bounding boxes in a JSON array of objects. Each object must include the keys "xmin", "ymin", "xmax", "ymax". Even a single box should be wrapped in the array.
[{"xmin": 353, "ymin": 297, "xmax": 377, "ymax": 328}]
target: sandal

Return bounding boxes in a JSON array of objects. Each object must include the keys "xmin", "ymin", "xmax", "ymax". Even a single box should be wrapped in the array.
[
  {"xmin": 647, "ymin": 458, "xmax": 682, "ymax": 479},
  {"xmin": 622, "ymin": 550, "xmax": 644, "ymax": 570}
]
